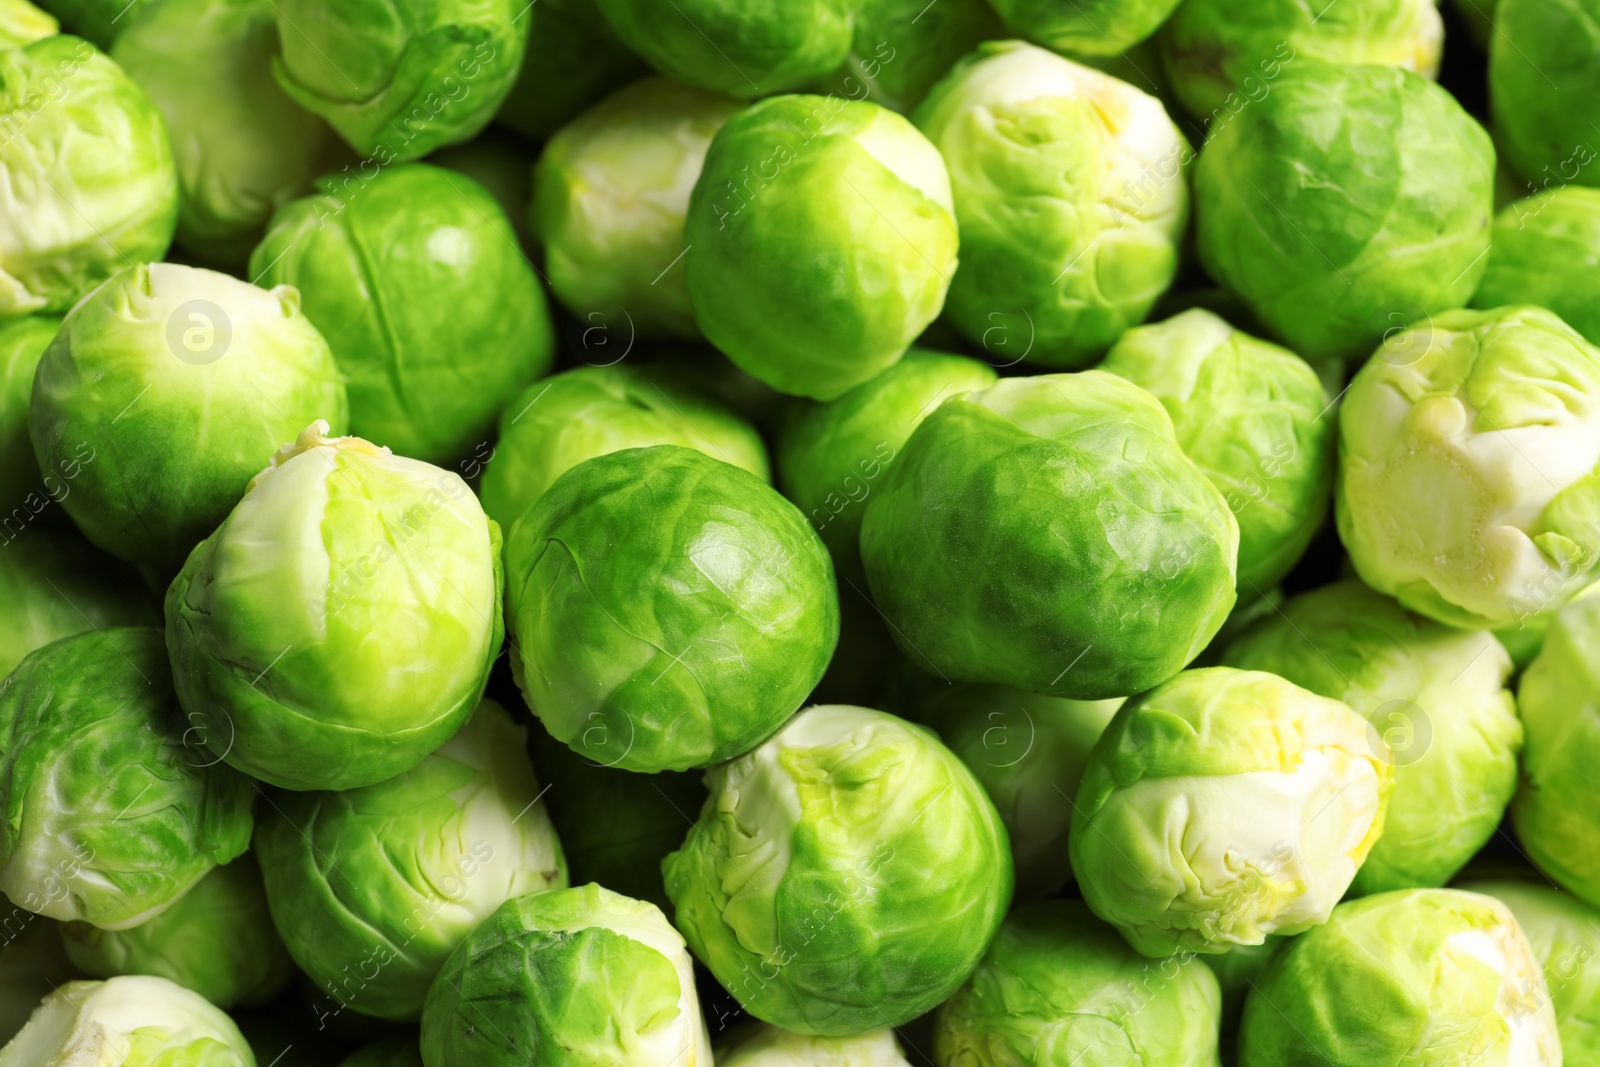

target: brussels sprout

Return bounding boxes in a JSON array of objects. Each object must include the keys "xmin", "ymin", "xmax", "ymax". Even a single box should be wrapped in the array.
[
  {"xmin": 0, "ymin": 0, "xmax": 54, "ymax": 47},
  {"xmin": 1238, "ymin": 889, "xmax": 1562, "ymax": 1066},
  {"xmin": 1158, "ymin": 0, "xmax": 1443, "ymax": 118},
  {"xmin": 1072, "ymin": 667, "xmax": 1393, "ymax": 956},
  {"xmin": 1459, "ymin": 879, "xmax": 1600, "ymax": 1063},
  {"xmin": 1102, "ymin": 309, "xmax": 1334, "ymax": 590},
  {"xmin": 428, "ymin": 130, "xmax": 536, "ymax": 250},
  {"xmin": 29, "ymin": 0, "xmax": 140, "ymax": 46},
  {"xmin": 860, "ymin": 372, "xmax": 1239, "ymax": 700},
  {"xmin": 0, "ymin": 316, "xmax": 58, "ymax": 512},
  {"xmin": 0, "ymin": 36, "xmax": 176, "ymax": 317},
  {"xmin": 1491, "ymin": 0, "xmax": 1600, "ymax": 189},
  {"xmin": 60, "ymin": 854, "xmax": 292, "ymax": 1010},
  {"xmin": 0, "ymin": 530, "xmax": 157, "ymax": 678},
  {"xmin": 494, "ymin": 0, "xmax": 645, "ymax": 142},
  {"xmin": 479, "ymin": 364, "xmax": 769, "ymax": 532},
  {"xmin": 0, "ymin": 975, "xmax": 257, "ymax": 1065},
  {"xmin": 256, "ymin": 702, "xmax": 564, "ymax": 1021},
  {"xmin": 987, "ymin": 0, "xmax": 1182, "ymax": 55},
  {"xmin": 0, "ymin": 628, "xmax": 254, "ymax": 930},
  {"xmin": 0, "ymin": 905, "xmax": 74, "ymax": 1046},
  {"xmin": 935, "ymin": 900, "xmax": 1222, "ymax": 1066},
  {"xmin": 1512, "ymin": 594, "xmax": 1600, "ymax": 909},
  {"xmin": 110, "ymin": 0, "xmax": 337, "ymax": 267},
  {"xmin": 1195, "ymin": 61, "xmax": 1495, "ymax": 361},
  {"xmin": 1337, "ymin": 306, "xmax": 1600, "ymax": 630},
  {"xmin": 28, "ymin": 262, "xmax": 348, "ymax": 571},
  {"xmin": 420, "ymin": 884, "xmax": 713, "ymax": 1067},
  {"xmin": 269, "ymin": 0, "xmax": 526, "ymax": 162},
  {"xmin": 914, "ymin": 42, "xmax": 1189, "ymax": 369},
  {"xmin": 594, "ymin": 0, "xmax": 853, "ymax": 98},
  {"xmin": 685, "ymin": 94, "xmax": 958, "ymax": 400},
  {"xmin": 535, "ymin": 78, "xmax": 738, "ymax": 340},
  {"xmin": 339, "ymin": 1040, "xmax": 423, "ymax": 1067},
  {"xmin": 251, "ymin": 164, "xmax": 553, "ymax": 465},
  {"xmin": 528, "ymin": 735, "xmax": 703, "ymax": 911},
  {"xmin": 823, "ymin": 0, "xmax": 1003, "ymax": 114},
  {"xmin": 663, "ymin": 704, "xmax": 1012, "ymax": 1035},
  {"xmin": 719, "ymin": 1024, "xmax": 912, "ymax": 1066},
  {"xmin": 505, "ymin": 446, "xmax": 835, "ymax": 772},
  {"xmin": 1222, "ymin": 581, "xmax": 1522, "ymax": 895},
  {"xmin": 1475, "ymin": 187, "xmax": 1600, "ymax": 346},
  {"xmin": 777, "ymin": 349, "xmax": 996, "ymax": 584},
  {"xmin": 165, "ymin": 423, "xmax": 503, "ymax": 792},
  {"xmin": 897, "ymin": 676, "xmax": 1121, "ymax": 900}
]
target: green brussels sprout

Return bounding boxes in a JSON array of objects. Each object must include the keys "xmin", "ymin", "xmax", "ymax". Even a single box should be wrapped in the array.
[
  {"xmin": 1238, "ymin": 889, "xmax": 1562, "ymax": 1066},
  {"xmin": 0, "ymin": 628, "xmax": 254, "ymax": 930},
  {"xmin": 1102, "ymin": 309, "xmax": 1335, "ymax": 590},
  {"xmin": 1337, "ymin": 306, "xmax": 1600, "ymax": 630},
  {"xmin": 914, "ymin": 41, "xmax": 1189, "ymax": 370},
  {"xmin": 0, "ymin": 530, "xmax": 157, "ymax": 678},
  {"xmin": 251, "ymin": 164, "xmax": 554, "ymax": 465},
  {"xmin": 663, "ymin": 704, "xmax": 1012, "ymax": 1035},
  {"xmin": 822, "ymin": 0, "xmax": 1003, "ymax": 114},
  {"xmin": 594, "ymin": 0, "xmax": 853, "ymax": 99},
  {"xmin": 165, "ymin": 423, "xmax": 504, "ymax": 792},
  {"xmin": 0, "ymin": 975, "xmax": 257, "ymax": 1065},
  {"xmin": 0, "ymin": 316, "xmax": 58, "ymax": 512},
  {"xmin": 1491, "ymin": 0, "xmax": 1600, "ymax": 189},
  {"xmin": 1158, "ymin": 0, "xmax": 1443, "ymax": 118},
  {"xmin": 1459, "ymin": 879, "xmax": 1600, "ymax": 1062},
  {"xmin": 493, "ymin": 0, "xmax": 645, "ymax": 142},
  {"xmin": 860, "ymin": 371, "xmax": 1239, "ymax": 700},
  {"xmin": 935, "ymin": 900, "xmax": 1223, "ymax": 1066},
  {"xmin": 528, "ymin": 734, "xmax": 704, "ymax": 911},
  {"xmin": 0, "ymin": 36, "xmax": 176, "ymax": 317},
  {"xmin": 1512, "ymin": 594, "xmax": 1600, "ymax": 909},
  {"xmin": 256, "ymin": 701, "xmax": 565, "ymax": 1021},
  {"xmin": 505, "ymin": 445, "xmax": 835, "ymax": 772},
  {"xmin": 29, "ymin": 0, "xmax": 141, "ymax": 46},
  {"xmin": 60, "ymin": 854, "xmax": 293, "ymax": 1010},
  {"xmin": 110, "ymin": 0, "xmax": 337, "ymax": 267},
  {"xmin": 685, "ymin": 94, "xmax": 958, "ymax": 400},
  {"xmin": 1072, "ymin": 667, "xmax": 1393, "ymax": 957},
  {"xmin": 1475, "ymin": 187, "xmax": 1600, "ymax": 346},
  {"xmin": 534, "ymin": 77, "xmax": 739, "ymax": 341},
  {"xmin": 420, "ymin": 884, "xmax": 713, "ymax": 1067},
  {"xmin": 0, "ymin": 905, "xmax": 74, "ymax": 1046},
  {"xmin": 28, "ymin": 262, "xmax": 348, "ymax": 572},
  {"xmin": 719, "ymin": 1025, "xmax": 912, "ymax": 1066},
  {"xmin": 1195, "ymin": 61, "xmax": 1495, "ymax": 362},
  {"xmin": 479, "ymin": 364, "xmax": 769, "ymax": 533},
  {"xmin": 338, "ymin": 1040, "xmax": 423, "ymax": 1067},
  {"xmin": 1222, "ymin": 581, "xmax": 1522, "ymax": 895},
  {"xmin": 0, "ymin": 0, "xmax": 54, "ymax": 47},
  {"xmin": 987, "ymin": 0, "xmax": 1182, "ymax": 55},
  {"xmin": 895, "ymin": 674, "xmax": 1121, "ymax": 900},
  {"xmin": 428, "ymin": 130, "xmax": 536, "ymax": 249},
  {"xmin": 777, "ymin": 349, "xmax": 996, "ymax": 584},
  {"xmin": 269, "ymin": 0, "xmax": 527, "ymax": 162}
]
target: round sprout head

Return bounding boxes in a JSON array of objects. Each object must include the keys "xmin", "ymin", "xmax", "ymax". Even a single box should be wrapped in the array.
[
  {"xmin": 1475, "ymin": 187, "xmax": 1600, "ymax": 346},
  {"xmin": 1158, "ymin": 0, "xmax": 1443, "ymax": 118},
  {"xmin": 493, "ymin": 0, "xmax": 646, "ymax": 142},
  {"xmin": 935, "ymin": 900, "xmax": 1223, "ymax": 1066},
  {"xmin": 662, "ymin": 705, "xmax": 1013, "ymax": 1036},
  {"xmin": 1102, "ymin": 309, "xmax": 1335, "ymax": 590},
  {"xmin": 504, "ymin": 445, "xmax": 837, "ymax": 773},
  {"xmin": 27, "ymin": 261, "xmax": 348, "ymax": 571},
  {"xmin": 0, "ymin": 36, "xmax": 176, "ymax": 316},
  {"xmin": 0, "ymin": 315, "xmax": 60, "ymax": 513},
  {"xmin": 534, "ymin": 78, "xmax": 740, "ymax": 341},
  {"xmin": 420, "ymin": 884, "xmax": 713, "ymax": 1067},
  {"xmin": 718, "ymin": 1025, "xmax": 912, "ymax": 1066},
  {"xmin": 860, "ymin": 371, "xmax": 1239, "ymax": 700},
  {"xmin": 479, "ymin": 364, "xmax": 769, "ymax": 533},
  {"xmin": 1071, "ymin": 667, "xmax": 1393, "ymax": 956},
  {"xmin": 1491, "ymin": 0, "xmax": 1600, "ymax": 188},
  {"xmin": 986, "ymin": 0, "xmax": 1184, "ymax": 55},
  {"xmin": 269, "ymin": 0, "xmax": 527, "ymax": 162},
  {"xmin": 165, "ymin": 422, "xmax": 504, "ymax": 792},
  {"xmin": 1238, "ymin": 889, "xmax": 1563, "ymax": 1066},
  {"xmin": 1222, "ymin": 581, "xmax": 1523, "ymax": 895},
  {"xmin": 684, "ymin": 94, "xmax": 958, "ymax": 400},
  {"xmin": 1195, "ymin": 60, "xmax": 1494, "ymax": 361},
  {"xmin": 914, "ymin": 41, "xmax": 1189, "ymax": 369},
  {"xmin": 0, "ymin": 0, "xmax": 56, "ymax": 47},
  {"xmin": 0, "ymin": 628, "xmax": 254, "ymax": 931},
  {"xmin": 1337, "ymin": 306, "xmax": 1600, "ymax": 630},
  {"xmin": 0, "ymin": 976, "xmax": 256, "ymax": 1066}
]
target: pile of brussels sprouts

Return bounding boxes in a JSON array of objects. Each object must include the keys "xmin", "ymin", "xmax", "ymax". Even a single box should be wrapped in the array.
[{"xmin": 3, "ymin": 0, "xmax": 1600, "ymax": 1063}]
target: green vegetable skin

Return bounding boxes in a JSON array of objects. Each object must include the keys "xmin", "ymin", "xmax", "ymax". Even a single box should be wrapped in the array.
[
  {"xmin": 493, "ymin": 0, "xmax": 645, "ymax": 141},
  {"xmin": 1475, "ymin": 186, "xmax": 1600, "ymax": 346},
  {"xmin": 1491, "ymin": 0, "xmax": 1600, "ymax": 189},
  {"xmin": 0, "ymin": 531, "xmax": 156, "ymax": 677},
  {"xmin": 0, "ymin": 976, "xmax": 257, "ymax": 1066}
]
